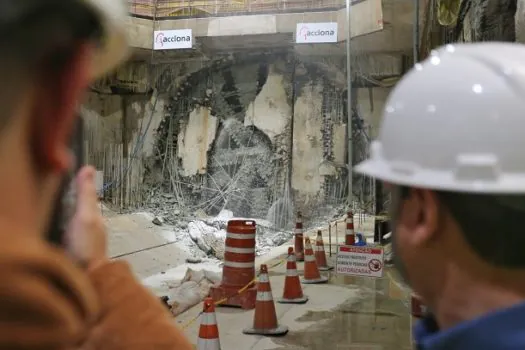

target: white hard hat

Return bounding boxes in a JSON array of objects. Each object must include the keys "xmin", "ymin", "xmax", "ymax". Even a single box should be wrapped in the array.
[
  {"xmin": 82, "ymin": 0, "xmax": 130, "ymax": 79},
  {"xmin": 355, "ymin": 42, "xmax": 525, "ymax": 194}
]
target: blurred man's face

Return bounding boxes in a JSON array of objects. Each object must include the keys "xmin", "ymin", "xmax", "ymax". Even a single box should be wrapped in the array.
[{"xmin": 20, "ymin": 44, "xmax": 93, "ymax": 235}]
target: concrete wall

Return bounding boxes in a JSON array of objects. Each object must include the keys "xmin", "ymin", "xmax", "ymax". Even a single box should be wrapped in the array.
[
  {"xmin": 245, "ymin": 64, "xmax": 291, "ymax": 139},
  {"xmin": 82, "ymin": 92, "xmax": 167, "ymax": 207},
  {"xmin": 291, "ymin": 82, "xmax": 324, "ymax": 202},
  {"xmin": 177, "ymin": 107, "xmax": 218, "ymax": 177},
  {"xmin": 84, "ymin": 53, "xmax": 391, "ymax": 218},
  {"xmin": 83, "ymin": 92, "xmax": 166, "ymax": 157},
  {"xmin": 356, "ymin": 87, "xmax": 391, "ymax": 138}
]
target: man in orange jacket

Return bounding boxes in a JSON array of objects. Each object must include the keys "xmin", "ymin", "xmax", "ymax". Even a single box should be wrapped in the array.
[{"xmin": 0, "ymin": 1, "xmax": 193, "ymax": 349}]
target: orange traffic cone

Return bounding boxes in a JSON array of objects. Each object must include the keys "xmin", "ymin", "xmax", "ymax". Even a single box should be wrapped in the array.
[
  {"xmin": 243, "ymin": 265, "xmax": 288, "ymax": 336},
  {"xmin": 210, "ymin": 220, "xmax": 257, "ymax": 309},
  {"xmin": 294, "ymin": 212, "xmax": 305, "ymax": 261},
  {"xmin": 278, "ymin": 247, "xmax": 308, "ymax": 304},
  {"xmin": 345, "ymin": 210, "xmax": 355, "ymax": 245},
  {"xmin": 315, "ymin": 230, "xmax": 333, "ymax": 271},
  {"xmin": 302, "ymin": 237, "xmax": 329, "ymax": 284},
  {"xmin": 197, "ymin": 298, "xmax": 221, "ymax": 350}
]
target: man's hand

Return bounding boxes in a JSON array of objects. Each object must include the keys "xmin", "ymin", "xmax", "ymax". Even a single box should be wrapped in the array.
[{"xmin": 65, "ymin": 166, "xmax": 108, "ymax": 269}]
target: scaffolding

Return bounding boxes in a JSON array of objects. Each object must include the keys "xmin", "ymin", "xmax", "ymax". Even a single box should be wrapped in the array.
[{"xmin": 129, "ymin": 0, "xmax": 346, "ymax": 18}]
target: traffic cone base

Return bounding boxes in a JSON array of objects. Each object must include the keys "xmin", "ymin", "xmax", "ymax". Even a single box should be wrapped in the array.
[
  {"xmin": 278, "ymin": 295, "xmax": 309, "ymax": 304},
  {"xmin": 209, "ymin": 285, "xmax": 257, "ymax": 310},
  {"xmin": 197, "ymin": 338, "xmax": 220, "ymax": 350},
  {"xmin": 301, "ymin": 275, "xmax": 329, "ymax": 284},
  {"xmin": 243, "ymin": 324, "xmax": 289, "ymax": 336}
]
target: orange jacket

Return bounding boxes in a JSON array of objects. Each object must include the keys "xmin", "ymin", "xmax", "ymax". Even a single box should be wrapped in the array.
[{"xmin": 0, "ymin": 231, "xmax": 193, "ymax": 350}]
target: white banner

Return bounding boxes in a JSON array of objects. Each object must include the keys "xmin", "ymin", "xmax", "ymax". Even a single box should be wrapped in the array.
[
  {"xmin": 336, "ymin": 245, "xmax": 384, "ymax": 278},
  {"xmin": 153, "ymin": 29, "xmax": 193, "ymax": 50},
  {"xmin": 296, "ymin": 22, "xmax": 338, "ymax": 44}
]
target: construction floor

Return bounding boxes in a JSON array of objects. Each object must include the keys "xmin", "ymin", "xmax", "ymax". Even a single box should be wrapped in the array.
[{"xmin": 175, "ymin": 239, "xmax": 414, "ymax": 350}]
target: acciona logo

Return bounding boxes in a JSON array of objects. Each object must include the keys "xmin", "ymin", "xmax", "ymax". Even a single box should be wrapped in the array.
[
  {"xmin": 299, "ymin": 26, "xmax": 335, "ymax": 41},
  {"xmin": 153, "ymin": 29, "xmax": 193, "ymax": 50},
  {"xmin": 296, "ymin": 23, "xmax": 338, "ymax": 44},
  {"xmin": 155, "ymin": 33, "xmax": 190, "ymax": 47}
]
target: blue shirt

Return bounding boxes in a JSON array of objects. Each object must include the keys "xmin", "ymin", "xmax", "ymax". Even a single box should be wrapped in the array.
[{"xmin": 414, "ymin": 303, "xmax": 525, "ymax": 350}]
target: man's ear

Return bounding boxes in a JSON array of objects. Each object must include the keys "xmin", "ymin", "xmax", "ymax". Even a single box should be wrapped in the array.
[
  {"xmin": 30, "ymin": 43, "xmax": 93, "ymax": 174},
  {"xmin": 399, "ymin": 188, "xmax": 440, "ymax": 246}
]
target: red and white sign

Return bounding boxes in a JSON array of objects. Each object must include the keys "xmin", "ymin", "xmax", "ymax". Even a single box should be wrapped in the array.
[{"xmin": 336, "ymin": 246, "xmax": 384, "ymax": 278}]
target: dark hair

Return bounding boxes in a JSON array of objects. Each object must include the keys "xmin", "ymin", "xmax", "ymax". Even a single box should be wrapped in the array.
[
  {"xmin": 399, "ymin": 186, "xmax": 525, "ymax": 268},
  {"xmin": 0, "ymin": 0, "xmax": 103, "ymax": 130}
]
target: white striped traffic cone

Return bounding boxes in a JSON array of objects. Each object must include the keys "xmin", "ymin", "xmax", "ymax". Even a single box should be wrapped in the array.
[
  {"xmin": 197, "ymin": 298, "xmax": 221, "ymax": 350},
  {"xmin": 278, "ymin": 247, "xmax": 308, "ymax": 304},
  {"xmin": 243, "ymin": 264, "xmax": 288, "ymax": 336},
  {"xmin": 302, "ymin": 237, "xmax": 329, "ymax": 284}
]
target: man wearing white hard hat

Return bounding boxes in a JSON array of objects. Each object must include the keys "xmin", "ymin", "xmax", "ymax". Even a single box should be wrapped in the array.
[
  {"xmin": 355, "ymin": 42, "xmax": 525, "ymax": 350},
  {"xmin": 0, "ymin": 1, "xmax": 192, "ymax": 349}
]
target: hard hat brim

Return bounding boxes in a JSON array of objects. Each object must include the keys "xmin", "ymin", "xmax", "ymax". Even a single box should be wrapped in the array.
[
  {"xmin": 88, "ymin": 18, "xmax": 130, "ymax": 80},
  {"xmin": 82, "ymin": 0, "xmax": 130, "ymax": 80},
  {"xmin": 355, "ymin": 158, "xmax": 525, "ymax": 194},
  {"xmin": 354, "ymin": 159, "xmax": 388, "ymax": 181}
]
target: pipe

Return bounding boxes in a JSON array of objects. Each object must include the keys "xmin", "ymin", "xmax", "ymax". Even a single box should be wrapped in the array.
[
  {"xmin": 288, "ymin": 58, "xmax": 296, "ymax": 209},
  {"xmin": 328, "ymin": 222, "xmax": 332, "ymax": 257},
  {"xmin": 413, "ymin": 0, "xmax": 420, "ymax": 63},
  {"xmin": 345, "ymin": 0, "xmax": 353, "ymax": 207}
]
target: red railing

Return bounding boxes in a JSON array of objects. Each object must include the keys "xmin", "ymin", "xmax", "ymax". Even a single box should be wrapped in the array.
[{"xmin": 129, "ymin": 0, "xmax": 346, "ymax": 18}]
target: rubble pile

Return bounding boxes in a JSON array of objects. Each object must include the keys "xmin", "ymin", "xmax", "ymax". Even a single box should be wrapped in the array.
[
  {"xmin": 132, "ymin": 185, "xmax": 353, "ymax": 262},
  {"xmin": 140, "ymin": 189, "xmax": 292, "ymax": 259}
]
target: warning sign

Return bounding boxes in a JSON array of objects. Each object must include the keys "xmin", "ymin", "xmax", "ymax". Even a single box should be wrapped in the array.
[{"xmin": 336, "ymin": 246, "xmax": 384, "ymax": 278}]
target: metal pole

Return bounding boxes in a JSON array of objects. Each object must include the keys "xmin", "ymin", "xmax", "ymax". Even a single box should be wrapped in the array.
[
  {"xmin": 328, "ymin": 222, "xmax": 332, "ymax": 257},
  {"xmin": 335, "ymin": 221, "xmax": 339, "ymax": 248},
  {"xmin": 413, "ymin": 0, "xmax": 420, "ymax": 63},
  {"xmin": 345, "ymin": 0, "xmax": 353, "ymax": 207},
  {"xmin": 374, "ymin": 180, "xmax": 384, "ymax": 243}
]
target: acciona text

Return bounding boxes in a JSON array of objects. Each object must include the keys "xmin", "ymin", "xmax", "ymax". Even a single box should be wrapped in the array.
[
  {"xmin": 160, "ymin": 35, "xmax": 191, "ymax": 43},
  {"xmin": 305, "ymin": 29, "xmax": 335, "ymax": 37}
]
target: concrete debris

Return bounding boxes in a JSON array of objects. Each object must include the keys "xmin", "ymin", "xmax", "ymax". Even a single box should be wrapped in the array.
[
  {"xmin": 166, "ymin": 268, "xmax": 222, "ymax": 316},
  {"xmin": 194, "ymin": 209, "xmax": 208, "ymax": 219},
  {"xmin": 137, "ymin": 187, "xmax": 297, "ymax": 259},
  {"xmin": 152, "ymin": 216, "xmax": 164, "ymax": 226},
  {"xmin": 203, "ymin": 209, "xmax": 292, "ymax": 257},
  {"xmin": 187, "ymin": 221, "xmax": 215, "ymax": 256}
]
